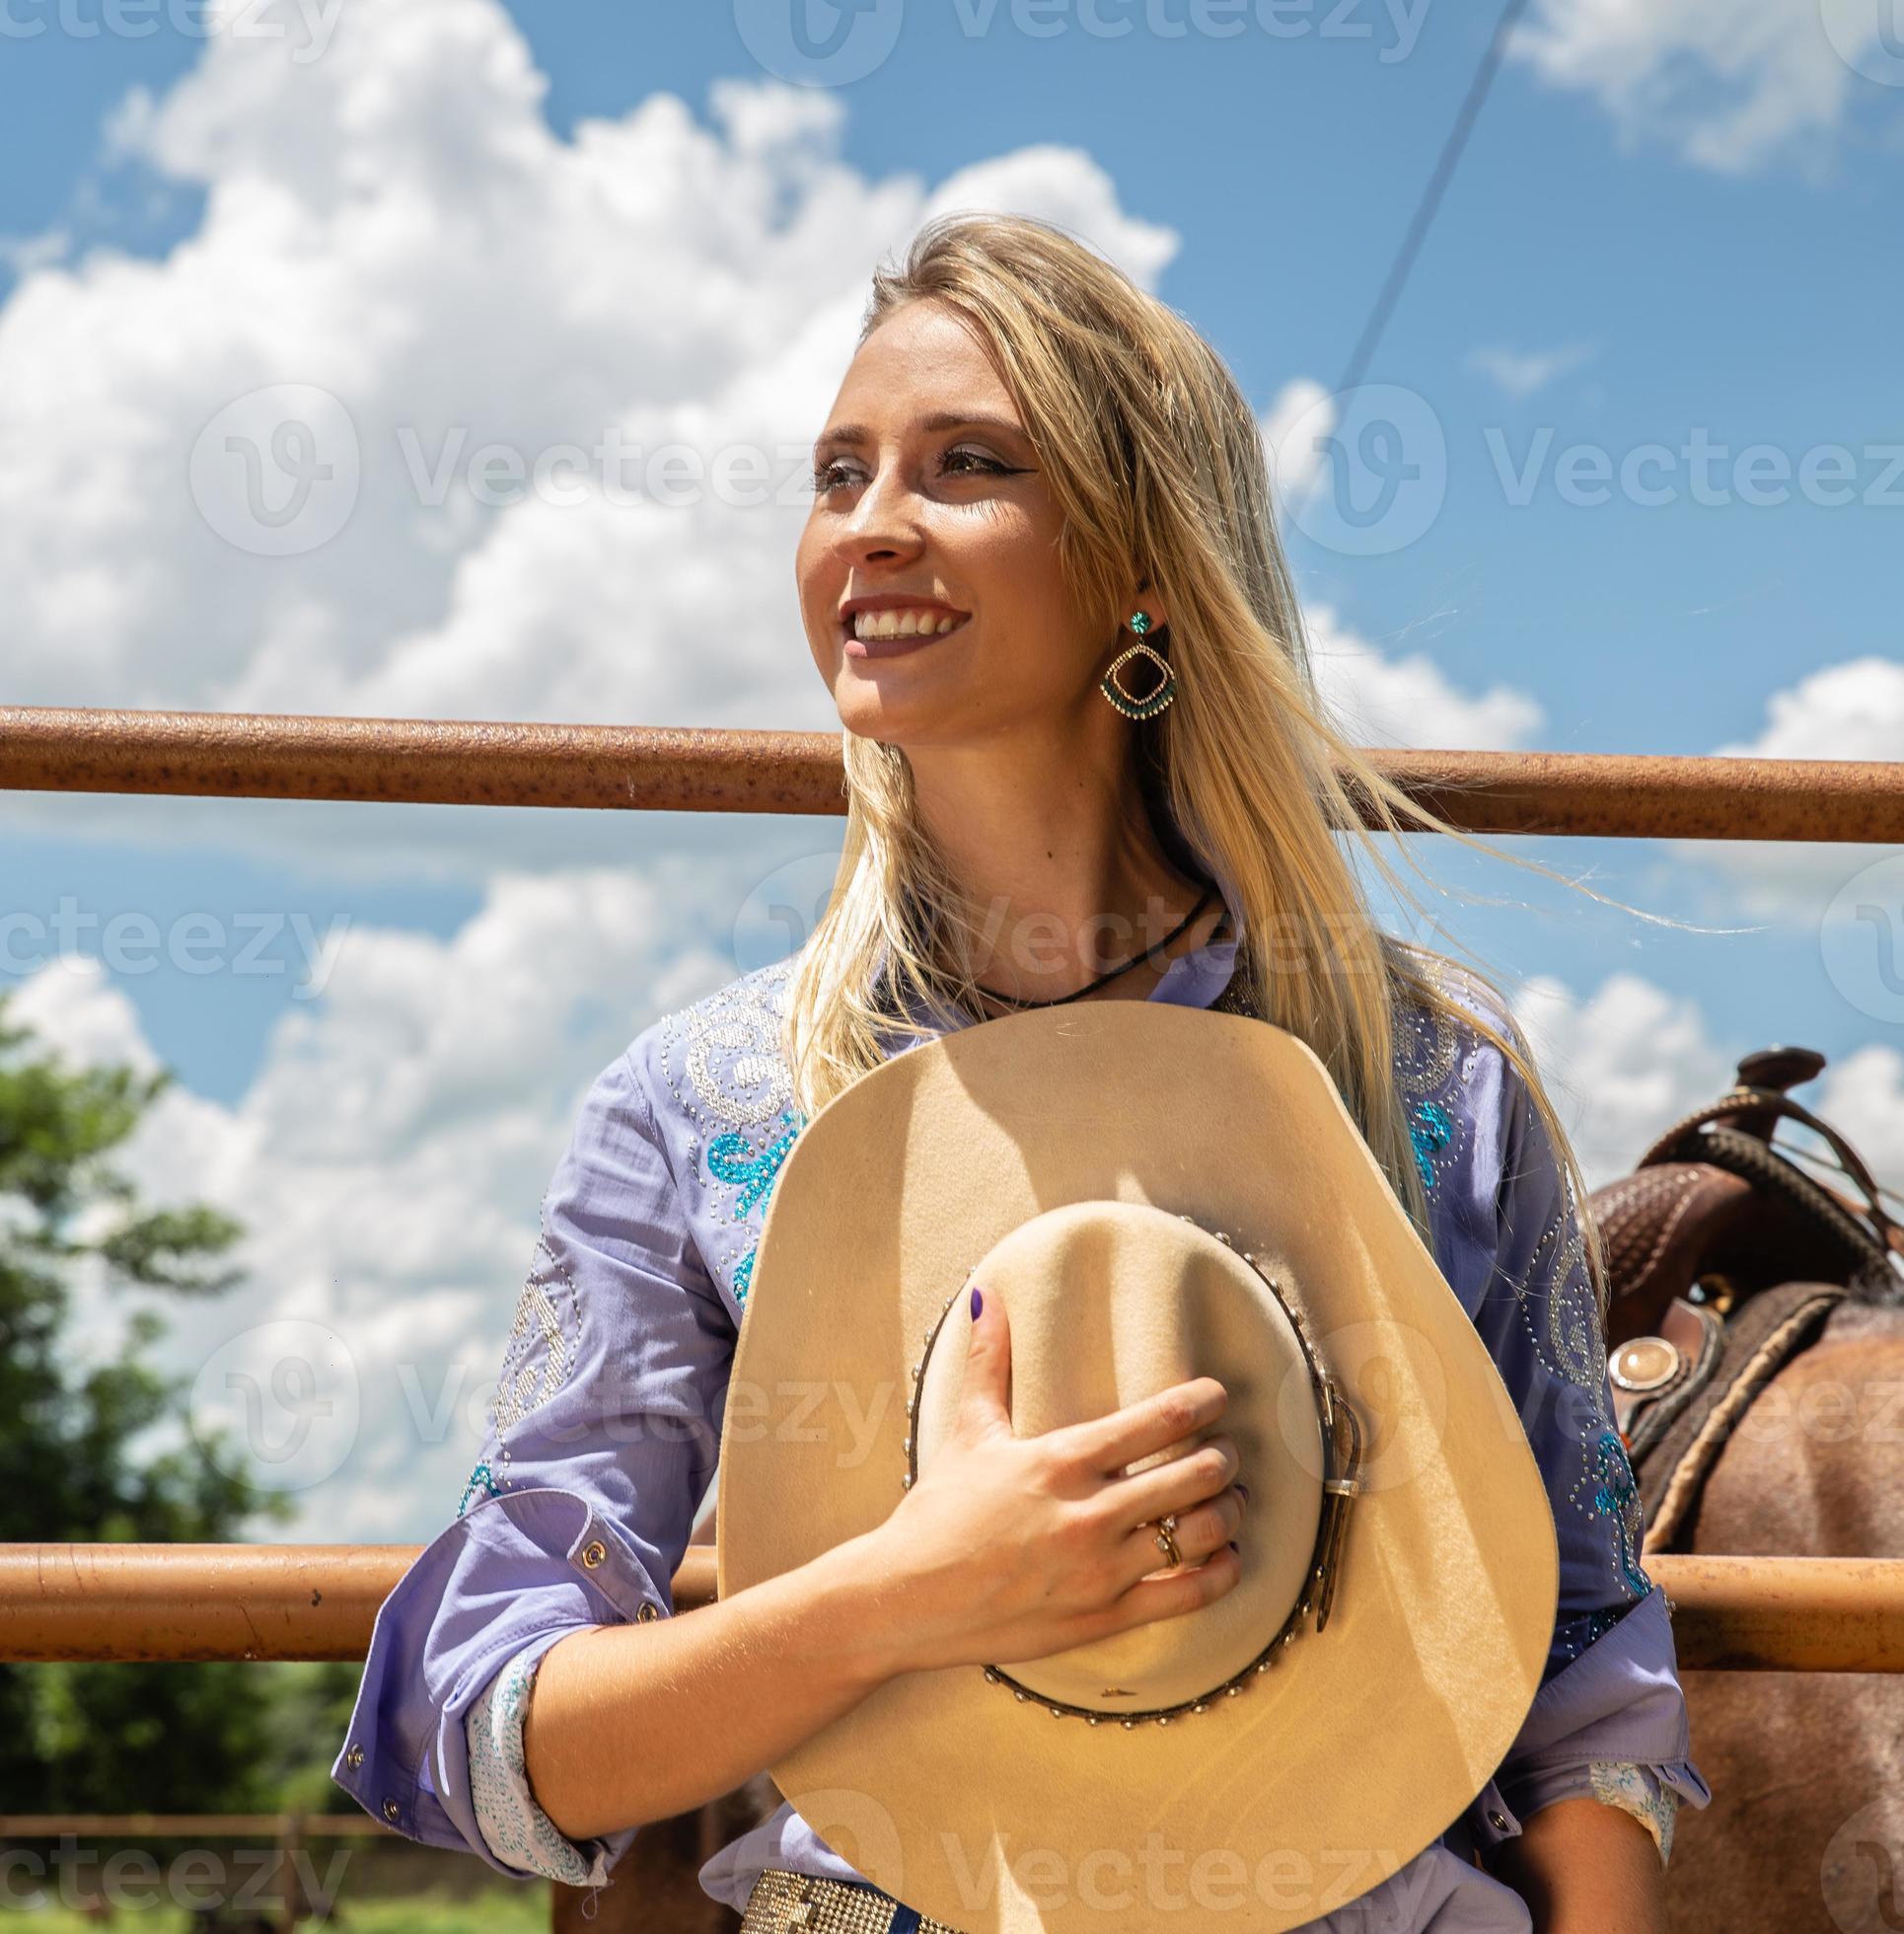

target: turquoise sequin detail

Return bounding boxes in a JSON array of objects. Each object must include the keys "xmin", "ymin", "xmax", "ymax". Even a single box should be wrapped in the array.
[
  {"xmin": 1410, "ymin": 1099, "xmax": 1452, "ymax": 1190},
  {"xmin": 1589, "ymin": 1428, "xmax": 1652, "ymax": 1599},
  {"xmin": 707, "ymin": 1110, "xmax": 803, "ymax": 1216},
  {"xmin": 708, "ymin": 1108, "xmax": 808, "ymax": 1308},
  {"xmin": 457, "ymin": 1457, "xmax": 502, "ymax": 1520}
]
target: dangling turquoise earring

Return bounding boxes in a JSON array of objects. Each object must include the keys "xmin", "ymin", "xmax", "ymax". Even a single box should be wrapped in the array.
[{"xmin": 1099, "ymin": 611, "xmax": 1177, "ymax": 721}]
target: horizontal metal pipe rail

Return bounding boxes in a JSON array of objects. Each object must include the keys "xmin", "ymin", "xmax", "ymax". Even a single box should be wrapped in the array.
[
  {"xmin": 2, "ymin": 705, "xmax": 1900, "ymax": 841},
  {"xmin": 4, "ymin": 1545, "xmax": 1901, "ymax": 1673}
]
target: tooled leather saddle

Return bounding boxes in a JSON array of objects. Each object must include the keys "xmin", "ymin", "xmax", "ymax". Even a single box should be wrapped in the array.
[{"xmin": 1585, "ymin": 1046, "xmax": 1903, "ymax": 1551}]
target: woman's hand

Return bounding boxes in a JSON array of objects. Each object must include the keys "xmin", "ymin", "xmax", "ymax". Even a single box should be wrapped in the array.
[{"xmin": 863, "ymin": 1284, "xmax": 1248, "ymax": 1676}]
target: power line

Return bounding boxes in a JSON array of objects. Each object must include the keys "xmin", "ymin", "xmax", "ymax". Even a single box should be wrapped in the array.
[{"xmin": 1335, "ymin": 0, "xmax": 1532, "ymax": 398}]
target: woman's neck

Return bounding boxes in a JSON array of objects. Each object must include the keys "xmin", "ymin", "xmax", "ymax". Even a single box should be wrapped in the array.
[{"xmin": 907, "ymin": 732, "xmax": 1215, "ymax": 1001}]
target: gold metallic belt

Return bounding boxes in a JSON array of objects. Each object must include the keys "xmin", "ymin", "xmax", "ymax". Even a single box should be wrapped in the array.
[{"xmin": 740, "ymin": 1866, "xmax": 966, "ymax": 1934}]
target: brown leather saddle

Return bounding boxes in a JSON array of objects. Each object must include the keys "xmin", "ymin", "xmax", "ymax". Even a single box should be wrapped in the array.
[{"xmin": 1585, "ymin": 1046, "xmax": 1902, "ymax": 1550}]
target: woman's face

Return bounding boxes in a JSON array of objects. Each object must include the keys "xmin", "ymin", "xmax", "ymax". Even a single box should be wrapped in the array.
[{"xmin": 798, "ymin": 299, "xmax": 1154, "ymax": 750}]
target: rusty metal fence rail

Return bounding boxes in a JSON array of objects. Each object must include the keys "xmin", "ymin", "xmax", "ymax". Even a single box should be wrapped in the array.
[
  {"xmin": 4, "ymin": 1544, "xmax": 1904, "ymax": 1675},
  {"xmin": 3, "ymin": 705, "xmax": 1902, "ymax": 841}
]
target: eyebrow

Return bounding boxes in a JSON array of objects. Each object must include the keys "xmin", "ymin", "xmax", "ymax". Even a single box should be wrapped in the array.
[{"xmin": 812, "ymin": 410, "xmax": 1030, "ymax": 459}]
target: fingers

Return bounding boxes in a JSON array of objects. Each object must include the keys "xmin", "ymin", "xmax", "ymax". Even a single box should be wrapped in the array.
[
  {"xmin": 1053, "ymin": 1375, "xmax": 1228, "ymax": 1477},
  {"xmin": 1100, "ymin": 1544, "xmax": 1242, "ymax": 1637},
  {"xmin": 953, "ymin": 1282, "xmax": 1010, "ymax": 1434},
  {"xmin": 1121, "ymin": 1485, "xmax": 1244, "ymax": 1586},
  {"xmin": 1114, "ymin": 1433, "xmax": 1240, "ymax": 1525}
]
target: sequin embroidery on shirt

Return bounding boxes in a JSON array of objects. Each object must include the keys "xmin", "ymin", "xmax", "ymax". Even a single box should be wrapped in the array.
[
  {"xmin": 457, "ymin": 1457, "xmax": 502, "ymax": 1520},
  {"xmin": 490, "ymin": 1235, "xmax": 581, "ymax": 1439},
  {"xmin": 1586, "ymin": 1426, "xmax": 1650, "ymax": 1598},
  {"xmin": 655, "ymin": 957, "xmax": 808, "ymax": 1310},
  {"xmin": 1410, "ymin": 1100, "xmax": 1453, "ymax": 1191},
  {"xmin": 1392, "ymin": 965, "xmax": 1478, "ymax": 1193},
  {"xmin": 711, "ymin": 1108, "xmax": 809, "ymax": 1308},
  {"xmin": 1512, "ymin": 1101, "xmax": 1657, "ymax": 1615}
]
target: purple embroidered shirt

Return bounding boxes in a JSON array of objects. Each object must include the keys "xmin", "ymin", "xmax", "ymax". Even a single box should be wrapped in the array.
[{"xmin": 332, "ymin": 869, "xmax": 1711, "ymax": 1929}]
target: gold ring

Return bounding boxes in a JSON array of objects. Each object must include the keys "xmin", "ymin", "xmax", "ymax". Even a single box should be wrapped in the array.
[{"xmin": 1153, "ymin": 1516, "xmax": 1182, "ymax": 1568}]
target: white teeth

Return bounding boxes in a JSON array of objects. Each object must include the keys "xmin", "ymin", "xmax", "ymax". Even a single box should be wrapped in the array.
[{"xmin": 851, "ymin": 608, "xmax": 962, "ymax": 639}]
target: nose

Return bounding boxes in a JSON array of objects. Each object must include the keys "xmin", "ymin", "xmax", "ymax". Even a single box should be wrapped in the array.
[{"xmin": 834, "ymin": 451, "xmax": 925, "ymax": 566}]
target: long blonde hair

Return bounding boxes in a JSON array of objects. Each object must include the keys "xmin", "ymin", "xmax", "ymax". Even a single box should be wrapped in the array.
[{"xmin": 783, "ymin": 211, "xmax": 1607, "ymax": 1303}]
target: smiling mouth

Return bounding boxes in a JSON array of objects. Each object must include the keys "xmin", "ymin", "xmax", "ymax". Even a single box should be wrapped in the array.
[{"xmin": 842, "ymin": 607, "xmax": 971, "ymax": 660}]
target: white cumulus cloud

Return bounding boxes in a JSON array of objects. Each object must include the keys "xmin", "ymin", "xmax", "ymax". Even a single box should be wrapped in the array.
[
  {"xmin": 1509, "ymin": 0, "xmax": 1878, "ymax": 175},
  {"xmin": 9, "ymin": 861, "xmax": 738, "ymax": 1542},
  {"xmin": 1307, "ymin": 604, "xmax": 1546, "ymax": 750}
]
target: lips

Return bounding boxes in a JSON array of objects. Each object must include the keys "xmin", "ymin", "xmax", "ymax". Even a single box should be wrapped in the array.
[{"xmin": 840, "ymin": 601, "xmax": 972, "ymax": 661}]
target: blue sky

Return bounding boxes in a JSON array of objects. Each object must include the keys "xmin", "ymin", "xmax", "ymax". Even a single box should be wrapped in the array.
[{"xmin": 0, "ymin": 0, "xmax": 1898, "ymax": 1538}]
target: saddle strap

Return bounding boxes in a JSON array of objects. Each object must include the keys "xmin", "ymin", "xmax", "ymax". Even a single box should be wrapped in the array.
[
  {"xmin": 1611, "ymin": 1296, "xmax": 1727, "ymax": 1465},
  {"xmin": 1637, "ymin": 1281, "xmax": 1848, "ymax": 1554}
]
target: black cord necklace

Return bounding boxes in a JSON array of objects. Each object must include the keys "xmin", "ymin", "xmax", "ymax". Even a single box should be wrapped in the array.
[{"xmin": 967, "ymin": 880, "xmax": 1219, "ymax": 1013}]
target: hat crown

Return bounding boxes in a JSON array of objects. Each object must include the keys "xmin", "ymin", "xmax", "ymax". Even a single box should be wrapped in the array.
[{"xmin": 914, "ymin": 1200, "xmax": 1324, "ymax": 1714}]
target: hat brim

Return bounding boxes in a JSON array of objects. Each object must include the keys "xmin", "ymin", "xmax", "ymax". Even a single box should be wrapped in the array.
[{"xmin": 717, "ymin": 1002, "xmax": 1557, "ymax": 1933}]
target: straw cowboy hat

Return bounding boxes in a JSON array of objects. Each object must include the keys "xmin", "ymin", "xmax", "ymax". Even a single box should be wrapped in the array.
[{"xmin": 716, "ymin": 1000, "xmax": 1558, "ymax": 1934}]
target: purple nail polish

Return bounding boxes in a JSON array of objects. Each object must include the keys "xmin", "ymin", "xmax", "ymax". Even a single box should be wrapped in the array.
[{"xmin": 970, "ymin": 1285, "xmax": 983, "ymax": 1319}]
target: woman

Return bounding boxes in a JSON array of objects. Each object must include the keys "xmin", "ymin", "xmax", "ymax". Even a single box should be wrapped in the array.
[{"xmin": 335, "ymin": 212, "xmax": 1710, "ymax": 1931}]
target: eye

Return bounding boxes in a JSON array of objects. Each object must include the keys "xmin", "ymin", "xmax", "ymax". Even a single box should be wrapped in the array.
[
  {"xmin": 808, "ymin": 444, "xmax": 1025, "ymax": 496},
  {"xmin": 940, "ymin": 445, "xmax": 1013, "ymax": 476},
  {"xmin": 810, "ymin": 457, "xmax": 859, "ymax": 494}
]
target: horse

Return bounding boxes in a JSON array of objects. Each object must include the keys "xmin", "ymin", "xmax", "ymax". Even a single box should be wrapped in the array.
[{"xmin": 1590, "ymin": 1046, "xmax": 1904, "ymax": 1934}]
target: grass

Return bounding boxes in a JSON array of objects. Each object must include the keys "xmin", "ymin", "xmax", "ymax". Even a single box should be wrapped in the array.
[{"xmin": 0, "ymin": 1886, "xmax": 552, "ymax": 1931}]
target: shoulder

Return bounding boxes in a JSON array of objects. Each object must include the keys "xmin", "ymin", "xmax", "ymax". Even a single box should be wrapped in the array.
[{"xmin": 628, "ymin": 952, "xmax": 800, "ymax": 1139}]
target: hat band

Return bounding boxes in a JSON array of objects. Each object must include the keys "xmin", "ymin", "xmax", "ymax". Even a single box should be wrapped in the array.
[{"xmin": 900, "ymin": 1214, "xmax": 1365, "ymax": 1730}]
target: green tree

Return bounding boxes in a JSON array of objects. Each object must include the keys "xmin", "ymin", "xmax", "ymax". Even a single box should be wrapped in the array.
[{"xmin": 0, "ymin": 989, "xmax": 350, "ymax": 1813}]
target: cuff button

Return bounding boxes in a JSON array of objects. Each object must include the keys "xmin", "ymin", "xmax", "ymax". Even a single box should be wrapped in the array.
[
  {"xmin": 580, "ymin": 1539, "xmax": 608, "ymax": 1570},
  {"xmin": 635, "ymin": 1601, "xmax": 660, "ymax": 1622},
  {"xmin": 382, "ymin": 1800, "xmax": 402, "ymax": 1824},
  {"xmin": 345, "ymin": 1745, "xmax": 364, "ymax": 1769},
  {"xmin": 1487, "ymin": 1810, "xmax": 1510, "ymax": 1832}
]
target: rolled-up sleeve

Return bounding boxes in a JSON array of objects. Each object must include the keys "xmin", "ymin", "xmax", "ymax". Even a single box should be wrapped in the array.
[
  {"xmin": 1454, "ymin": 1029, "xmax": 1713, "ymax": 1868},
  {"xmin": 331, "ymin": 1038, "xmax": 733, "ymax": 1881}
]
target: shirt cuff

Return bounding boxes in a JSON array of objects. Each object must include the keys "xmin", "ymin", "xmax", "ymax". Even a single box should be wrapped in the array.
[
  {"xmin": 466, "ymin": 1633, "xmax": 614, "ymax": 1889},
  {"xmin": 1498, "ymin": 1757, "xmax": 1702, "ymax": 1866},
  {"xmin": 1459, "ymin": 1586, "xmax": 1713, "ymax": 1867}
]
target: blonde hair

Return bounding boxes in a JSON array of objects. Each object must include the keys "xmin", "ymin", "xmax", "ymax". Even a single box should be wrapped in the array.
[{"xmin": 783, "ymin": 211, "xmax": 1608, "ymax": 1304}]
